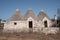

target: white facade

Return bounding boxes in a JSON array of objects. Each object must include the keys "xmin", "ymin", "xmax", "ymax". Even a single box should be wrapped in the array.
[{"xmin": 3, "ymin": 9, "xmax": 59, "ymax": 34}]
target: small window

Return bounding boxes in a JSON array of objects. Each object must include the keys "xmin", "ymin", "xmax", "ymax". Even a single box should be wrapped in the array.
[{"xmin": 14, "ymin": 22, "xmax": 17, "ymax": 25}]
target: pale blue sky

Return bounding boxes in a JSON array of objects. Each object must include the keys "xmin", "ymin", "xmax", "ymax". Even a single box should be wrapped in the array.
[{"xmin": 0, "ymin": 0, "xmax": 60, "ymax": 20}]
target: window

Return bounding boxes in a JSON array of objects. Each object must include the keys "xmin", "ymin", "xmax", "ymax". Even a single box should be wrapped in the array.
[
  {"xmin": 44, "ymin": 20, "xmax": 48, "ymax": 27},
  {"xmin": 14, "ymin": 22, "xmax": 17, "ymax": 25}
]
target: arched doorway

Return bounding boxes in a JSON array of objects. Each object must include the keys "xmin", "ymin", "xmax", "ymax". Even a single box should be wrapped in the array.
[
  {"xmin": 44, "ymin": 20, "xmax": 48, "ymax": 27},
  {"xmin": 29, "ymin": 21, "xmax": 32, "ymax": 28},
  {"xmin": 29, "ymin": 21, "xmax": 33, "ymax": 32}
]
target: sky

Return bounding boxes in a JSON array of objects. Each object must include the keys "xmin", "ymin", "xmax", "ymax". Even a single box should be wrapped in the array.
[{"xmin": 0, "ymin": 0, "xmax": 60, "ymax": 20}]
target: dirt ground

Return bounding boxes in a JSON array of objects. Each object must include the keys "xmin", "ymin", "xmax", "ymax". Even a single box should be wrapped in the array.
[{"xmin": 0, "ymin": 32, "xmax": 60, "ymax": 40}]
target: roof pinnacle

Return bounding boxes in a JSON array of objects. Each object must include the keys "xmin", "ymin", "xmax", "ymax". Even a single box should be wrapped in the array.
[
  {"xmin": 41, "ymin": 9, "xmax": 45, "ymax": 12},
  {"xmin": 28, "ymin": 7, "xmax": 32, "ymax": 10},
  {"xmin": 16, "ymin": 8, "xmax": 19, "ymax": 11}
]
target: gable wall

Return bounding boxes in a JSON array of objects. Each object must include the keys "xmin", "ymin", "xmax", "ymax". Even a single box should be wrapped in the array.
[{"xmin": 42, "ymin": 17, "xmax": 52, "ymax": 27}]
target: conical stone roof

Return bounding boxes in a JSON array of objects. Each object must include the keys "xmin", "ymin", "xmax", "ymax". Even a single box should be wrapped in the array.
[
  {"xmin": 7, "ymin": 8, "xmax": 23, "ymax": 21},
  {"xmin": 38, "ymin": 10, "xmax": 50, "ymax": 21},
  {"xmin": 24, "ymin": 8, "xmax": 38, "ymax": 21}
]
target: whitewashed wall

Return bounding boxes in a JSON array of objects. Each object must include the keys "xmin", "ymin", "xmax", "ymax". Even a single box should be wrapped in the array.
[
  {"xmin": 27, "ymin": 17, "xmax": 36, "ymax": 32},
  {"xmin": 3, "ymin": 17, "xmax": 54, "ymax": 33},
  {"xmin": 26, "ymin": 17, "xmax": 44, "ymax": 32},
  {"xmin": 42, "ymin": 27, "xmax": 59, "ymax": 34},
  {"xmin": 3, "ymin": 21, "xmax": 29, "ymax": 33},
  {"xmin": 42, "ymin": 17, "xmax": 52, "ymax": 27}
]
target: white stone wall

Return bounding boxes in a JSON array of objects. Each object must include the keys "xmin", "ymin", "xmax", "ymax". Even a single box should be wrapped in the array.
[
  {"xmin": 3, "ymin": 21, "xmax": 29, "ymax": 33},
  {"xmin": 26, "ymin": 17, "xmax": 44, "ymax": 32},
  {"xmin": 33, "ymin": 20, "xmax": 44, "ymax": 32},
  {"xmin": 27, "ymin": 17, "xmax": 37, "ymax": 32},
  {"xmin": 42, "ymin": 27, "xmax": 59, "ymax": 34},
  {"xmin": 3, "ymin": 17, "xmax": 39, "ymax": 33},
  {"xmin": 42, "ymin": 17, "xmax": 52, "ymax": 27},
  {"xmin": 3, "ymin": 17, "xmax": 55, "ymax": 33}
]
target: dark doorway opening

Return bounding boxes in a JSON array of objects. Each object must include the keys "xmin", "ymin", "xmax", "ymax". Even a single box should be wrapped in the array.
[
  {"xmin": 44, "ymin": 20, "xmax": 48, "ymax": 27},
  {"xmin": 29, "ymin": 21, "xmax": 33, "ymax": 28}
]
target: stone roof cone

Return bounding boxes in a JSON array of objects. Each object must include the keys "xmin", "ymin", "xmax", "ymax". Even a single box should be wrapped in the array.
[
  {"xmin": 7, "ymin": 8, "xmax": 23, "ymax": 21},
  {"xmin": 38, "ymin": 9, "xmax": 50, "ymax": 21},
  {"xmin": 24, "ymin": 8, "xmax": 38, "ymax": 20}
]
